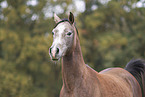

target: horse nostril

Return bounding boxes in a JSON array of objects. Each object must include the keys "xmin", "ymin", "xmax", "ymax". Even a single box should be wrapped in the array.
[
  {"xmin": 56, "ymin": 48, "xmax": 59, "ymax": 54},
  {"xmin": 49, "ymin": 47, "xmax": 52, "ymax": 54}
]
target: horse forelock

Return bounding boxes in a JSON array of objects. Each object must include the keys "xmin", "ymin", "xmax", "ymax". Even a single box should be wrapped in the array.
[
  {"xmin": 54, "ymin": 19, "xmax": 70, "ymax": 28},
  {"xmin": 54, "ymin": 19, "xmax": 79, "ymax": 36}
]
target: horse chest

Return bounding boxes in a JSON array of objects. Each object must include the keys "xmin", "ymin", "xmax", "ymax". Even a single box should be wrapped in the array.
[
  {"xmin": 60, "ymin": 81, "xmax": 101, "ymax": 97},
  {"xmin": 60, "ymin": 88, "xmax": 98, "ymax": 97}
]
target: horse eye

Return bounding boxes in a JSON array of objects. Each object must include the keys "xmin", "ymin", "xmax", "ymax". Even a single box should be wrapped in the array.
[
  {"xmin": 67, "ymin": 32, "xmax": 72, "ymax": 36},
  {"xmin": 52, "ymin": 32, "xmax": 54, "ymax": 35}
]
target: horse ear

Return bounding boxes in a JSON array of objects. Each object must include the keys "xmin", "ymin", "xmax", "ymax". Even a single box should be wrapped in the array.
[
  {"xmin": 54, "ymin": 13, "xmax": 61, "ymax": 23},
  {"xmin": 68, "ymin": 12, "xmax": 74, "ymax": 24}
]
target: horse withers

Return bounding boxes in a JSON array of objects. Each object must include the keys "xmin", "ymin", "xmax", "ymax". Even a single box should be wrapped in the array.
[{"xmin": 49, "ymin": 12, "xmax": 145, "ymax": 97}]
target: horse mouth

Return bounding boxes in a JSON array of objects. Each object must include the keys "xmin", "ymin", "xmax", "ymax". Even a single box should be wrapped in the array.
[{"xmin": 52, "ymin": 58, "xmax": 59, "ymax": 61}]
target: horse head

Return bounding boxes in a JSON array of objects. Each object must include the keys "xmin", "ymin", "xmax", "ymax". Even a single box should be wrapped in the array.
[{"xmin": 49, "ymin": 12, "xmax": 77, "ymax": 61}]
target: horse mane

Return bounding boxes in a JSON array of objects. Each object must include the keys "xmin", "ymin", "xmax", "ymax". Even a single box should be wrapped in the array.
[{"xmin": 125, "ymin": 59, "xmax": 145, "ymax": 97}]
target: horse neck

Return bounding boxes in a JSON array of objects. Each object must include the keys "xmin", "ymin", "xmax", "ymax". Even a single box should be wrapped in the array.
[{"xmin": 62, "ymin": 32, "xmax": 86, "ymax": 92}]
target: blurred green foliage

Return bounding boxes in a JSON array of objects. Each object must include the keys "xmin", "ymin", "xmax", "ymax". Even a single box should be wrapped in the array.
[{"xmin": 0, "ymin": 0, "xmax": 145, "ymax": 97}]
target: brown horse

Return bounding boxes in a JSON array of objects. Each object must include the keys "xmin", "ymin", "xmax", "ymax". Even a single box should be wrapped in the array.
[{"xmin": 49, "ymin": 12, "xmax": 145, "ymax": 97}]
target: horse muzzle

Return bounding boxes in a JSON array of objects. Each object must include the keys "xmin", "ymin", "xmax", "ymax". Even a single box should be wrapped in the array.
[{"xmin": 49, "ymin": 47, "xmax": 60, "ymax": 61}]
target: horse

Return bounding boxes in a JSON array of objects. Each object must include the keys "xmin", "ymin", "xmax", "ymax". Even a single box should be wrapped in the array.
[{"xmin": 49, "ymin": 12, "xmax": 145, "ymax": 97}]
